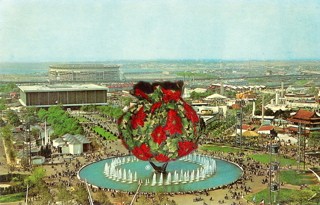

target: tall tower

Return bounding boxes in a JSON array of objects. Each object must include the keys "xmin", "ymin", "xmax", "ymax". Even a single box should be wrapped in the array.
[
  {"xmin": 261, "ymin": 95, "xmax": 265, "ymax": 125},
  {"xmin": 235, "ymin": 100, "xmax": 244, "ymax": 148},
  {"xmin": 252, "ymin": 101, "xmax": 256, "ymax": 117},
  {"xmin": 275, "ymin": 91, "xmax": 279, "ymax": 105},
  {"xmin": 269, "ymin": 131, "xmax": 280, "ymax": 205},
  {"xmin": 220, "ymin": 81, "xmax": 224, "ymax": 95},
  {"xmin": 281, "ymin": 82, "xmax": 284, "ymax": 98}
]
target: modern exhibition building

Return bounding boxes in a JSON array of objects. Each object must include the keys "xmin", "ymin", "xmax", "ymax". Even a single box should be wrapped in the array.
[
  {"xmin": 48, "ymin": 64, "xmax": 121, "ymax": 82},
  {"xmin": 18, "ymin": 84, "xmax": 108, "ymax": 107}
]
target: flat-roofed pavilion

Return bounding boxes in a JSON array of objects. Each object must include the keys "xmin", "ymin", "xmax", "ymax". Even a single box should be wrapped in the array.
[{"xmin": 18, "ymin": 84, "xmax": 108, "ymax": 107}]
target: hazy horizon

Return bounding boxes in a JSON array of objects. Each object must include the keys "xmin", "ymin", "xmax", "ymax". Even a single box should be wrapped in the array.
[
  {"xmin": 1, "ymin": 0, "xmax": 320, "ymax": 62},
  {"xmin": 1, "ymin": 58, "xmax": 320, "ymax": 64}
]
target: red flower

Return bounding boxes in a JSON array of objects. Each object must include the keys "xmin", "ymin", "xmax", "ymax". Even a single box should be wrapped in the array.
[
  {"xmin": 131, "ymin": 107, "xmax": 146, "ymax": 129},
  {"xmin": 183, "ymin": 102, "xmax": 199, "ymax": 123},
  {"xmin": 177, "ymin": 141, "xmax": 197, "ymax": 157},
  {"xmin": 134, "ymin": 88, "xmax": 149, "ymax": 100},
  {"xmin": 151, "ymin": 126, "xmax": 166, "ymax": 145},
  {"xmin": 151, "ymin": 102, "xmax": 162, "ymax": 113},
  {"xmin": 161, "ymin": 88, "xmax": 181, "ymax": 103},
  {"xmin": 164, "ymin": 109, "xmax": 183, "ymax": 135},
  {"xmin": 132, "ymin": 143, "xmax": 153, "ymax": 161},
  {"xmin": 155, "ymin": 153, "xmax": 170, "ymax": 162}
]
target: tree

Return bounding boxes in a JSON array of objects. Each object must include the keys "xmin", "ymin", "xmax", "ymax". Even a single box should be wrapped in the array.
[
  {"xmin": 0, "ymin": 124, "xmax": 15, "ymax": 163},
  {"xmin": 38, "ymin": 106, "xmax": 83, "ymax": 138},
  {"xmin": 189, "ymin": 90, "xmax": 213, "ymax": 101},
  {"xmin": 97, "ymin": 105, "xmax": 123, "ymax": 121},
  {"xmin": 24, "ymin": 167, "xmax": 52, "ymax": 204},
  {"xmin": 24, "ymin": 167, "xmax": 46, "ymax": 187},
  {"xmin": 22, "ymin": 107, "xmax": 39, "ymax": 125},
  {"xmin": 254, "ymin": 110, "xmax": 262, "ymax": 116},
  {"xmin": 0, "ymin": 124, "xmax": 13, "ymax": 141},
  {"xmin": 6, "ymin": 109, "xmax": 20, "ymax": 126},
  {"xmin": 0, "ymin": 98, "xmax": 6, "ymax": 111},
  {"xmin": 37, "ymin": 108, "xmax": 48, "ymax": 121},
  {"xmin": 30, "ymin": 127, "xmax": 40, "ymax": 142},
  {"xmin": 264, "ymin": 109, "xmax": 274, "ymax": 116},
  {"xmin": 0, "ymin": 83, "xmax": 17, "ymax": 93}
]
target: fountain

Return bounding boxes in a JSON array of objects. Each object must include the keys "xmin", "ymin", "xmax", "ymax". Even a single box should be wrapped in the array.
[
  {"xmin": 102, "ymin": 153, "xmax": 219, "ymax": 186},
  {"xmin": 78, "ymin": 152, "xmax": 243, "ymax": 193},
  {"xmin": 78, "ymin": 81, "xmax": 243, "ymax": 193}
]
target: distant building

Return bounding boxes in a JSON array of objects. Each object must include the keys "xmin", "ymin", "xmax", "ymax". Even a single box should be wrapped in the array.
[
  {"xmin": 49, "ymin": 64, "xmax": 121, "ymax": 82},
  {"xmin": 287, "ymin": 109, "xmax": 320, "ymax": 135},
  {"xmin": 18, "ymin": 84, "xmax": 108, "ymax": 107},
  {"xmin": 257, "ymin": 125, "xmax": 275, "ymax": 135},
  {"xmin": 52, "ymin": 134, "xmax": 91, "ymax": 155},
  {"xmin": 284, "ymin": 93, "xmax": 316, "ymax": 103}
]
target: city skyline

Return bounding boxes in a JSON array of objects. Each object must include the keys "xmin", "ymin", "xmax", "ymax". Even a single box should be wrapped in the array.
[{"xmin": 1, "ymin": 0, "xmax": 320, "ymax": 62}]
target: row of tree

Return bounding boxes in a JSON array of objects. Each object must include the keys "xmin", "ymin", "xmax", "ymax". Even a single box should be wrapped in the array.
[
  {"xmin": 96, "ymin": 105, "xmax": 123, "ymax": 121},
  {"xmin": 0, "ymin": 125, "xmax": 15, "ymax": 164},
  {"xmin": 37, "ymin": 106, "xmax": 83, "ymax": 139}
]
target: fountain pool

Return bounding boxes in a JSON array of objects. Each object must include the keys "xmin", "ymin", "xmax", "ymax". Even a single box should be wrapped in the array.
[{"xmin": 78, "ymin": 153, "xmax": 243, "ymax": 193}]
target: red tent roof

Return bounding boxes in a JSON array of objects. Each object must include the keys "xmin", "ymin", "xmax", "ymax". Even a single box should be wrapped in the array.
[
  {"xmin": 242, "ymin": 124, "xmax": 254, "ymax": 130},
  {"xmin": 258, "ymin": 125, "xmax": 274, "ymax": 131}
]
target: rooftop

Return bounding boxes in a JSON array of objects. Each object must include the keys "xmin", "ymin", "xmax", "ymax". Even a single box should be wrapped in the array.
[
  {"xmin": 18, "ymin": 84, "xmax": 108, "ymax": 92},
  {"xmin": 258, "ymin": 125, "xmax": 274, "ymax": 131},
  {"xmin": 291, "ymin": 109, "xmax": 320, "ymax": 120},
  {"xmin": 49, "ymin": 64, "xmax": 120, "ymax": 69}
]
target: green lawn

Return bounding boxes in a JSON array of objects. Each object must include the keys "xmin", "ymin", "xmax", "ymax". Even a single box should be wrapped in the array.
[
  {"xmin": 200, "ymin": 145, "xmax": 239, "ymax": 153},
  {"xmin": 0, "ymin": 192, "xmax": 25, "ymax": 203},
  {"xmin": 246, "ymin": 188, "xmax": 296, "ymax": 204},
  {"xmin": 93, "ymin": 126, "xmax": 117, "ymax": 140},
  {"xmin": 294, "ymin": 79, "xmax": 309, "ymax": 86},
  {"xmin": 280, "ymin": 170, "xmax": 317, "ymax": 185},
  {"xmin": 248, "ymin": 153, "xmax": 299, "ymax": 167},
  {"xmin": 246, "ymin": 187, "xmax": 320, "ymax": 205}
]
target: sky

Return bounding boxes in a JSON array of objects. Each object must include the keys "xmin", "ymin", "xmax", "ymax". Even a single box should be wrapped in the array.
[{"xmin": 1, "ymin": 0, "xmax": 320, "ymax": 62}]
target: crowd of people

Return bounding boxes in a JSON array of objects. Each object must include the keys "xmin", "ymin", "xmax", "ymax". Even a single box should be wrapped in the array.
[{"xmin": 28, "ymin": 110, "xmax": 319, "ymax": 205}]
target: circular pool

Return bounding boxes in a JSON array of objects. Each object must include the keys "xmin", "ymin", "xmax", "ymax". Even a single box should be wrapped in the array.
[{"xmin": 78, "ymin": 153, "xmax": 243, "ymax": 193}]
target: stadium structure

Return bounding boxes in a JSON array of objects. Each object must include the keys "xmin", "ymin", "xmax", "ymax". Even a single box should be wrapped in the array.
[
  {"xmin": 18, "ymin": 84, "xmax": 108, "ymax": 107},
  {"xmin": 48, "ymin": 64, "xmax": 121, "ymax": 82}
]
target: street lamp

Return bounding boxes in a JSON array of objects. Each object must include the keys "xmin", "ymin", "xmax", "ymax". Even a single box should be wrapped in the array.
[
  {"xmin": 24, "ymin": 123, "xmax": 32, "ymax": 169},
  {"xmin": 235, "ymin": 100, "xmax": 244, "ymax": 149},
  {"xmin": 268, "ymin": 131, "xmax": 280, "ymax": 205},
  {"xmin": 297, "ymin": 122, "xmax": 306, "ymax": 172}
]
